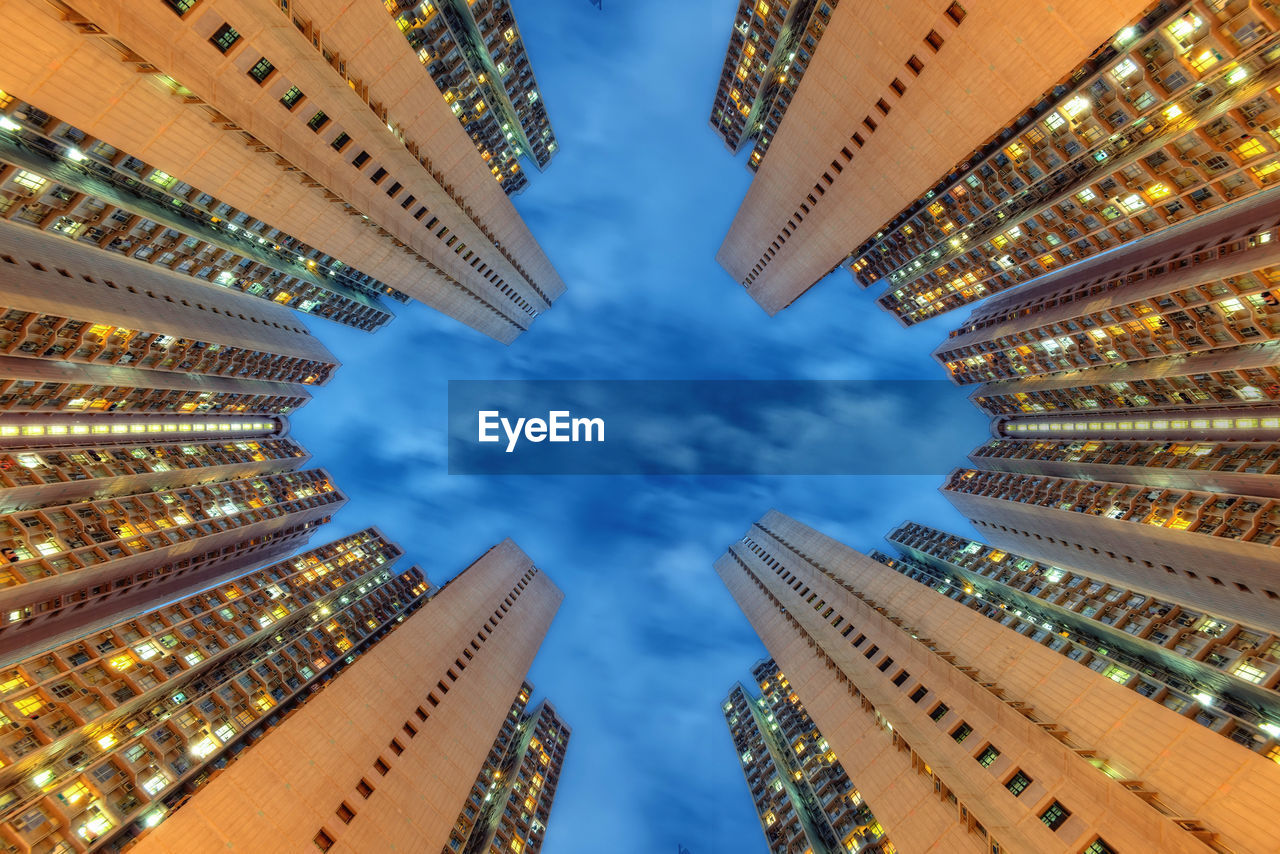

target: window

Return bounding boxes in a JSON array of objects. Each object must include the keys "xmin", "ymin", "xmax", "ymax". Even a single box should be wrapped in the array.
[
  {"xmin": 862, "ymin": 116, "xmax": 877, "ymax": 132},
  {"xmin": 314, "ymin": 829, "xmax": 334, "ymax": 852},
  {"xmin": 308, "ymin": 111, "xmax": 330, "ymax": 132},
  {"xmin": 891, "ymin": 669, "xmax": 909, "ymax": 686},
  {"xmin": 1006, "ymin": 770, "xmax": 1032, "ymax": 797},
  {"xmin": 976, "ymin": 744, "xmax": 1000, "ymax": 767},
  {"xmin": 356, "ymin": 778, "xmax": 374, "ymax": 799},
  {"xmin": 890, "ymin": 78, "xmax": 906, "ymax": 96},
  {"xmin": 389, "ymin": 739, "xmax": 404, "ymax": 755},
  {"xmin": 951, "ymin": 722, "xmax": 972, "ymax": 743},
  {"xmin": 906, "ymin": 54, "xmax": 924, "ymax": 75},
  {"xmin": 945, "ymin": 2, "xmax": 967, "ymax": 24},
  {"xmin": 280, "ymin": 86, "xmax": 304, "ymax": 110},
  {"xmin": 336, "ymin": 802, "xmax": 355, "ymax": 824},
  {"xmin": 925, "ymin": 30, "xmax": 945, "ymax": 52},
  {"xmin": 1081, "ymin": 838, "xmax": 1118, "ymax": 854},
  {"xmin": 877, "ymin": 657, "xmax": 893, "ymax": 672},
  {"xmin": 386, "ymin": 181, "xmax": 402, "ymax": 197},
  {"xmin": 374, "ymin": 757, "xmax": 390, "ymax": 776},
  {"xmin": 852, "ymin": 132, "xmax": 865, "ymax": 148},
  {"xmin": 248, "ymin": 57, "xmax": 275, "ymax": 84},
  {"xmin": 929, "ymin": 702, "xmax": 949, "ymax": 721},
  {"xmin": 331, "ymin": 133, "xmax": 351, "ymax": 152},
  {"xmin": 909, "ymin": 685, "xmax": 928, "ymax": 703},
  {"xmin": 370, "ymin": 167, "xmax": 388, "ymax": 184},
  {"xmin": 1040, "ymin": 800, "xmax": 1071, "ymax": 831},
  {"xmin": 876, "ymin": 98, "xmax": 891, "ymax": 116},
  {"xmin": 352, "ymin": 150, "xmax": 371, "ymax": 168},
  {"xmin": 163, "ymin": 0, "xmax": 197, "ymax": 15},
  {"xmin": 210, "ymin": 24, "xmax": 240, "ymax": 53}
]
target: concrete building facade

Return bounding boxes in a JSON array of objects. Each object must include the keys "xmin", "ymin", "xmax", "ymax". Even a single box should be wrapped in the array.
[
  {"xmin": 1, "ymin": 0, "xmax": 566, "ymax": 342},
  {"xmin": 716, "ymin": 509, "xmax": 1280, "ymax": 854},
  {"xmin": 119, "ymin": 539, "xmax": 562, "ymax": 854},
  {"xmin": 715, "ymin": 0, "xmax": 1152, "ymax": 315},
  {"xmin": 723, "ymin": 658, "xmax": 891, "ymax": 854}
]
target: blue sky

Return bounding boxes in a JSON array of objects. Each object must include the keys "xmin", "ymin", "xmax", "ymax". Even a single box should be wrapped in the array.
[{"xmin": 291, "ymin": 1, "xmax": 986, "ymax": 851}]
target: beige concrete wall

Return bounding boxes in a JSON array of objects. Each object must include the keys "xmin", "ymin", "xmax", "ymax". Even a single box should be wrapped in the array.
[
  {"xmin": 717, "ymin": 0, "xmax": 1150, "ymax": 314},
  {"xmin": 129, "ymin": 539, "xmax": 562, "ymax": 854}
]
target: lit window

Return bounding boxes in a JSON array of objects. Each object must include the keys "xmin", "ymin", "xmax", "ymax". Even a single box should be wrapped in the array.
[
  {"xmin": 13, "ymin": 170, "xmax": 47, "ymax": 191},
  {"xmin": 1237, "ymin": 138, "xmax": 1266, "ymax": 160}
]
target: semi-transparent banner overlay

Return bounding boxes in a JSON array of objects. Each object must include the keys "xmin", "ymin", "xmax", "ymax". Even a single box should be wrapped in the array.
[{"xmin": 447, "ymin": 380, "xmax": 987, "ymax": 475}]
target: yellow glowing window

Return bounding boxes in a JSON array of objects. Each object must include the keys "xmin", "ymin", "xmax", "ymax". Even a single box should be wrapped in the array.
[
  {"xmin": 1253, "ymin": 161, "xmax": 1280, "ymax": 179},
  {"xmin": 1005, "ymin": 142, "xmax": 1025, "ymax": 159},
  {"xmin": 1167, "ymin": 14, "xmax": 1202, "ymax": 42},
  {"xmin": 109, "ymin": 655, "xmax": 133, "ymax": 671},
  {"xmin": 13, "ymin": 170, "xmax": 47, "ymax": 191},
  {"xmin": 729, "ymin": 88, "xmax": 740, "ymax": 102},
  {"xmin": 13, "ymin": 695, "xmax": 44, "ymax": 716},
  {"xmin": 511, "ymin": 839, "xmax": 523, "ymax": 852},
  {"xmin": 1145, "ymin": 183, "xmax": 1171, "ymax": 199},
  {"xmin": 273, "ymin": 291, "xmax": 292, "ymax": 304},
  {"xmin": 756, "ymin": 1, "xmax": 769, "ymax": 15},
  {"xmin": 1062, "ymin": 96, "xmax": 1089, "ymax": 118},
  {"xmin": 1234, "ymin": 662, "xmax": 1267, "ymax": 684},
  {"xmin": 1163, "ymin": 104, "xmax": 1183, "ymax": 121},
  {"xmin": 1237, "ymin": 138, "xmax": 1266, "ymax": 160},
  {"xmin": 0, "ymin": 674, "xmax": 28, "ymax": 693},
  {"xmin": 255, "ymin": 696, "xmax": 274, "ymax": 711},
  {"xmin": 59, "ymin": 781, "xmax": 90, "ymax": 804},
  {"xmin": 97, "ymin": 734, "xmax": 117, "ymax": 749},
  {"xmin": 503, "ymin": 27, "xmax": 515, "ymax": 41},
  {"xmin": 1190, "ymin": 49, "xmax": 1220, "ymax": 73}
]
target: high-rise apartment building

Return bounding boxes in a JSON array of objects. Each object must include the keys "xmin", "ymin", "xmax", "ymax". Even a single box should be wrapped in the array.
[
  {"xmin": 0, "ymin": 407, "xmax": 343, "ymax": 663},
  {"xmin": 716, "ymin": 509, "xmax": 1280, "ymax": 854},
  {"xmin": 0, "ymin": 218, "xmax": 338, "ymax": 419},
  {"xmin": 723, "ymin": 658, "xmax": 891, "ymax": 854},
  {"xmin": 2, "ymin": 0, "xmax": 565, "ymax": 343},
  {"xmin": 716, "ymin": 0, "xmax": 1152, "ymax": 314},
  {"xmin": 0, "ymin": 529, "xmax": 420, "ymax": 853},
  {"xmin": 0, "ymin": 209, "xmax": 352, "ymax": 659},
  {"xmin": 387, "ymin": 0, "xmax": 558, "ymax": 195},
  {"xmin": 444, "ymin": 682, "xmax": 569, "ymax": 854},
  {"xmin": 118, "ymin": 539, "xmax": 561, "ymax": 854},
  {"xmin": 709, "ymin": 0, "xmax": 839, "ymax": 169},
  {"xmin": 882, "ymin": 521, "xmax": 1280, "ymax": 760}
]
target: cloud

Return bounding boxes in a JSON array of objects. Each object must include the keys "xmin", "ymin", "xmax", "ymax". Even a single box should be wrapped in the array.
[{"xmin": 285, "ymin": 0, "xmax": 991, "ymax": 850}]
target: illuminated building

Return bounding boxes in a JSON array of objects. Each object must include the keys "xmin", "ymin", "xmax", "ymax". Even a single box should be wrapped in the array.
[
  {"xmin": 120, "ymin": 539, "xmax": 561, "ymax": 854},
  {"xmin": 709, "ymin": 0, "xmax": 839, "ymax": 170},
  {"xmin": 0, "ymin": 530, "xmax": 417, "ymax": 853},
  {"xmin": 716, "ymin": 509, "xmax": 1280, "ymax": 853},
  {"xmin": 445, "ymin": 683, "xmax": 569, "ymax": 854},
  {"xmin": 717, "ymin": 0, "xmax": 1151, "ymax": 314},
  {"xmin": 0, "ymin": 219, "xmax": 336, "ymax": 420},
  {"xmin": 723, "ymin": 658, "xmax": 891, "ymax": 854},
  {"xmin": 1, "ymin": 0, "xmax": 565, "ymax": 343},
  {"xmin": 883, "ymin": 521, "xmax": 1280, "ymax": 760},
  {"xmin": 387, "ymin": 0, "xmax": 558, "ymax": 195}
]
